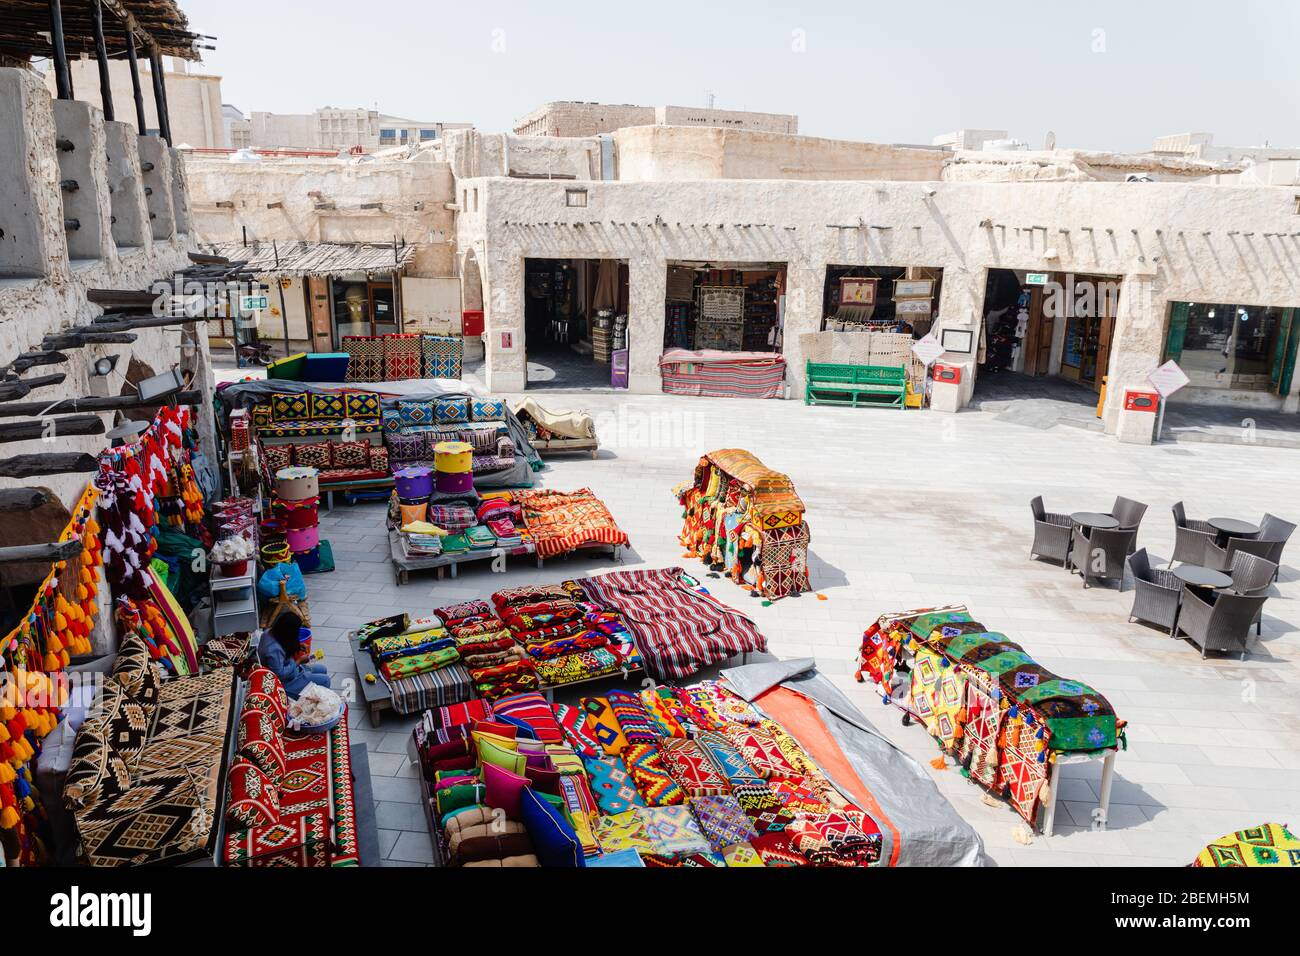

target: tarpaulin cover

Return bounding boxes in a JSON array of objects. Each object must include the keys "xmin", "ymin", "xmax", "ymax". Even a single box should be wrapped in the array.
[{"xmin": 720, "ymin": 657, "xmax": 986, "ymax": 867}]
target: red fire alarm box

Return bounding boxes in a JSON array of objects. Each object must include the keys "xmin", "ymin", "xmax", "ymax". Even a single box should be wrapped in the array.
[
  {"xmin": 462, "ymin": 310, "xmax": 485, "ymax": 337},
  {"xmin": 1123, "ymin": 389, "xmax": 1159, "ymax": 412},
  {"xmin": 933, "ymin": 363, "xmax": 962, "ymax": 384}
]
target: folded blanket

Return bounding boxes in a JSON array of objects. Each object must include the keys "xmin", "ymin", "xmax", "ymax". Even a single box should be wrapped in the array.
[
  {"xmin": 786, "ymin": 810, "xmax": 882, "ymax": 867},
  {"xmin": 436, "ymin": 600, "xmax": 493, "ymax": 625},
  {"xmin": 722, "ymin": 724, "xmax": 800, "ymax": 779},
  {"xmin": 533, "ymin": 648, "xmax": 621, "ymax": 686},
  {"xmin": 492, "ymin": 583, "xmax": 574, "ymax": 608},
  {"xmin": 639, "ymin": 687, "xmax": 687, "ymax": 739},
  {"xmin": 583, "ymin": 755, "xmax": 645, "ymax": 816},
  {"xmin": 606, "ymin": 689, "xmax": 658, "ymax": 745},
  {"xmin": 695, "ymin": 730, "xmax": 765, "ymax": 791},
  {"xmin": 554, "ymin": 703, "xmax": 601, "ymax": 758},
  {"xmin": 594, "ymin": 809, "xmax": 653, "ymax": 854},
  {"xmin": 370, "ymin": 629, "xmax": 452, "ymax": 662},
  {"xmin": 512, "ymin": 618, "xmax": 589, "ymax": 645},
  {"xmin": 381, "ymin": 646, "xmax": 460, "ymax": 681},
  {"xmin": 526, "ymin": 632, "xmax": 608, "ymax": 660},
  {"xmin": 621, "ymin": 743, "xmax": 684, "ymax": 807},
  {"xmin": 491, "ymin": 692, "xmax": 565, "ymax": 744},
  {"xmin": 641, "ymin": 805, "xmax": 711, "ymax": 858},
  {"xmin": 659, "ymin": 737, "xmax": 730, "ymax": 797}
]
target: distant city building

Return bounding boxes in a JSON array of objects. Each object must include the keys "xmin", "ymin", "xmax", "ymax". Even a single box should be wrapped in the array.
[
  {"xmin": 932, "ymin": 129, "xmax": 1028, "ymax": 151},
  {"xmin": 245, "ymin": 107, "xmax": 470, "ymax": 152},
  {"xmin": 1151, "ymin": 132, "xmax": 1300, "ymax": 164},
  {"xmin": 513, "ymin": 101, "xmax": 798, "ymax": 138}
]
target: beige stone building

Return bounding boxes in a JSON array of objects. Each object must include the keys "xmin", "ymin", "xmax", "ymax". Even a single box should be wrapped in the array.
[{"xmin": 513, "ymin": 101, "xmax": 798, "ymax": 137}]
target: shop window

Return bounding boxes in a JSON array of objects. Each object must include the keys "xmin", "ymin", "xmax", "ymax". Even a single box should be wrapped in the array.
[{"xmin": 1166, "ymin": 301, "xmax": 1297, "ymax": 393}]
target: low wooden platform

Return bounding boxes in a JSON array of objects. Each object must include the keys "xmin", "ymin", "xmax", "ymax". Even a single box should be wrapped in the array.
[{"xmin": 532, "ymin": 436, "xmax": 599, "ymax": 459}]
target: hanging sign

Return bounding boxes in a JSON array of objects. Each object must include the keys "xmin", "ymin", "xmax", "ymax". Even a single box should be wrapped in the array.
[
  {"xmin": 911, "ymin": 331, "xmax": 945, "ymax": 365},
  {"xmin": 239, "ymin": 294, "xmax": 269, "ymax": 312},
  {"xmin": 896, "ymin": 299, "xmax": 933, "ymax": 317},
  {"xmin": 1147, "ymin": 360, "xmax": 1189, "ymax": 398}
]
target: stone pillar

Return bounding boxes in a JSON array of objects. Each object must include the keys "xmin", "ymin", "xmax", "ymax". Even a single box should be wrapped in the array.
[
  {"xmin": 932, "ymin": 264, "xmax": 983, "ymax": 408},
  {"xmin": 137, "ymin": 135, "xmax": 176, "ymax": 241},
  {"xmin": 104, "ymin": 120, "xmax": 150, "ymax": 250},
  {"xmin": 52, "ymin": 99, "xmax": 112, "ymax": 262},
  {"xmin": 483, "ymin": 250, "xmax": 526, "ymax": 393},
  {"xmin": 0, "ymin": 68, "xmax": 62, "ymax": 279},
  {"xmin": 1100, "ymin": 274, "xmax": 1163, "ymax": 435},
  {"xmin": 780, "ymin": 258, "xmax": 826, "ymax": 400},
  {"xmin": 627, "ymin": 255, "xmax": 666, "ymax": 394}
]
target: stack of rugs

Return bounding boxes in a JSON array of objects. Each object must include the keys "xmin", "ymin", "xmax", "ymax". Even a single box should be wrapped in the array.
[
  {"xmin": 676, "ymin": 449, "xmax": 811, "ymax": 601},
  {"xmin": 1193, "ymin": 823, "xmax": 1300, "ymax": 867},
  {"xmin": 516, "ymin": 488, "xmax": 629, "ymax": 559},
  {"xmin": 358, "ymin": 614, "xmax": 461, "ymax": 684},
  {"xmin": 414, "ymin": 678, "xmax": 887, "ymax": 867},
  {"xmin": 389, "ymin": 492, "xmax": 533, "ymax": 560},
  {"xmin": 857, "ymin": 604, "xmax": 1125, "ymax": 829}
]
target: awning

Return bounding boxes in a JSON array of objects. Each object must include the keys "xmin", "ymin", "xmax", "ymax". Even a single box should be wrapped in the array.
[{"xmin": 202, "ymin": 241, "xmax": 418, "ymax": 279}]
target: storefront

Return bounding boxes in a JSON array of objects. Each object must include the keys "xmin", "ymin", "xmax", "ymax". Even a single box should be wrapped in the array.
[
  {"xmin": 332, "ymin": 273, "xmax": 398, "ymax": 339},
  {"xmin": 821, "ymin": 265, "xmax": 942, "ymax": 339},
  {"xmin": 523, "ymin": 257, "xmax": 629, "ymax": 388},
  {"xmin": 1165, "ymin": 301, "xmax": 1298, "ymax": 403},
  {"xmin": 659, "ymin": 261, "xmax": 789, "ymax": 399}
]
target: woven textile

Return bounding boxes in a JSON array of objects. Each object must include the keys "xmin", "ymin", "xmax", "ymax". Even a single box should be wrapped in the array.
[
  {"xmin": 696, "ymin": 730, "xmax": 765, "ymax": 790},
  {"xmin": 582, "ymin": 754, "xmax": 645, "ymax": 815},
  {"xmin": 659, "ymin": 737, "xmax": 730, "ymax": 797},
  {"xmin": 382, "ymin": 662, "xmax": 475, "ymax": 715},
  {"xmin": 998, "ymin": 713, "xmax": 1051, "ymax": 826},
  {"xmin": 533, "ymin": 648, "xmax": 621, "ymax": 686},
  {"xmin": 384, "ymin": 334, "xmax": 423, "ymax": 381},
  {"xmin": 422, "ymin": 334, "xmax": 463, "ymax": 379},
  {"xmin": 380, "ymin": 646, "xmax": 460, "ymax": 681},
  {"xmin": 579, "ymin": 567, "xmax": 767, "ymax": 681},
  {"xmin": 957, "ymin": 676, "xmax": 1003, "ymax": 790},
  {"xmin": 750, "ymin": 831, "xmax": 807, "ymax": 867},
  {"xmin": 605, "ymin": 689, "xmax": 657, "ymax": 745},
  {"xmin": 639, "ymin": 687, "xmax": 687, "ymax": 739},
  {"xmin": 909, "ymin": 647, "xmax": 966, "ymax": 748},
  {"xmin": 519, "ymin": 488, "xmax": 628, "ymax": 559},
  {"xmin": 492, "ymin": 692, "xmax": 564, "ymax": 744},
  {"xmin": 690, "ymin": 794, "xmax": 759, "ymax": 852},
  {"xmin": 723, "ymin": 840, "xmax": 766, "ymax": 867},
  {"xmin": 723, "ymin": 724, "xmax": 800, "ymax": 780},
  {"xmin": 579, "ymin": 696, "xmax": 628, "ymax": 755},
  {"xmin": 787, "ymin": 810, "xmax": 882, "ymax": 868},
  {"xmin": 554, "ymin": 704, "xmax": 601, "ymax": 757},
  {"xmin": 759, "ymin": 522, "xmax": 812, "ymax": 599},
  {"xmin": 342, "ymin": 336, "xmax": 383, "ymax": 383},
  {"xmin": 641, "ymin": 805, "xmax": 711, "ymax": 858},
  {"xmin": 594, "ymin": 809, "xmax": 653, "ymax": 854},
  {"xmin": 1194, "ymin": 823, "xmax": 1300, "ymax": 867},
  {"xmin": 621, "ymin": 744, "xmax": 685, "ymax": 807},
  {"xmin": 696, "ymin": 449, "xmax": 805, "ymax": 522}
]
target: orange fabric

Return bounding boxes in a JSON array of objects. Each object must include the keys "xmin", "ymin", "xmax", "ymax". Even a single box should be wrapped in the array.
[{"xmin": 755, "ymin": 685, "xmax": 901, "ymax": 867}]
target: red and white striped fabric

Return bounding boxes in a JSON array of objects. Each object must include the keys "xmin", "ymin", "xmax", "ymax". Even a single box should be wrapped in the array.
[
  {"xmin": 580, "ymin": 567, "xmax": 767, "ymax": 681},
  {"xmin": 659, "ymin": 349, "xmax": 786, "ymax": 399}
]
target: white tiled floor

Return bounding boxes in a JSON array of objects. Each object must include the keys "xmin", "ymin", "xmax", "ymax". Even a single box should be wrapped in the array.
[{"xmin": 306, "ymin": 383, "xmax": 1300, "ymax": 867}]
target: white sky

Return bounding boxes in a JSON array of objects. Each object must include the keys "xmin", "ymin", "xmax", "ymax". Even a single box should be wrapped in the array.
[{"xmin": 185, "ymin": 0, "xmax": 1299, "ymax": 152}]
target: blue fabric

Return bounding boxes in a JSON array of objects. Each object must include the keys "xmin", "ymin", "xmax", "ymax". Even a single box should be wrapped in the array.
[
  {"xmin": 257, "ymin": 633, "xmax": 330, "ymax": 697},
  {"xmin": 588, "ymin": 848, "xmax": 645, "ymax": 867},
  {"xmin": 520, "ymin": 787, "xmax": 584, "ymax": 868},
  {"xmin": 257, "ymin": 562, "xmax": 307, "ymax": 601}
]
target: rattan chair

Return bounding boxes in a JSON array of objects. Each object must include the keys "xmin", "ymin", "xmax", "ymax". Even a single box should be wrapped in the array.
[
  {"xmin": 1170, "ymin": 501, "xmax": 1216, "ymax": 567},
  {"xmin": 1108, "ymin": 496, "xmax": 1147, "ymax": 555},
  {"xmin": 1126, "ymin": 548, "xmax": 1182, "ymax": 634},
  {"xmin": 1071, "ymin": 525, "xmax": 1137, "ymax": 588},
  {"xmin": 1175, "ymin": 589, "xmax": 1268, "ymax": 660},
  {"xmin": 1030, "ymin": 496, "xmax": 1073, "ymax": 566},
  {"xmin": 1227, "ymin": 551, "xmax": 1278, "ymax": 636},
  {"xmin": 1205, "ymin": 535, "xmax": 1282, "ymax": 575}
]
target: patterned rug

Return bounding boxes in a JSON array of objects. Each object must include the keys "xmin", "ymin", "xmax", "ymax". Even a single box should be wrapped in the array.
[
  {"xmin": 343, "ymin": 336, "xmax": 384, "ymax": 383},
  {"xmin": 422, "ymin": 335, "xmax": 463, "ymax": 379},
  {"xmin": 1194, "ymin": 823, "xmax": 1300, "ymax": 867},
  {"xmin": 519, "ymin": 488, "xmax": 629, "ymax": 559},
  {"xmin": 383, "ymin": 333, "xmax": 423, "ymax": 381}
]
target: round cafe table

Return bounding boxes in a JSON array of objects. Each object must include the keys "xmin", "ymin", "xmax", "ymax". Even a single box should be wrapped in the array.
[
  {"xmin": 1071, "ymin": 512, "xmax": 1119, "ymax": 530},
  {"xmin": 1208, "ymin": 517, "xmax": 1260, "ymax": 544},
  {"xmin": 1172, "ymin": 564, "xmax": 1232, "ymax": 589}
]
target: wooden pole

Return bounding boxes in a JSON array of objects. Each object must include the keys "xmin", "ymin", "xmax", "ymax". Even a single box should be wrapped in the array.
[
  {"xmin": 91, "ymin": 0, "xmax": 115, "ymax": 121},
  {"xmin": 0, "ymin": 416, "xmax": 105, "ymax": 444},
  {"xmin": 0, "ymin": 541, "xmax": 83, "ymax": 566},
  {"xmin": 0, "ymin": 453, "xmax": 99, "ymax": 479},
  {"xmin": 47, "ymin": 0, "xmax": 72, "ymax": 100},
  {"xmin": 148, "ymin": 47, "xmax": 171, "ymax": 144},
  {"xmin": 0, "ymin": 390, "xmax": 201, "ymax": 420},
  {"xmin": 273, "ymin": 241, "xmax": 291, "ymax": 356},
  {"xmin": 124, "ymin": 27, "xmax": 148, "ymax": 134}
]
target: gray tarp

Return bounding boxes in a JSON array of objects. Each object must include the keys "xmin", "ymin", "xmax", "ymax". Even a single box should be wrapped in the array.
[
  {"xmin": 217, "ymin": 379, "xmax": 542, "ymax": 487},
  {"xmin": 720, "ymin": 657, "xmax": 987, "ymax": 867}
]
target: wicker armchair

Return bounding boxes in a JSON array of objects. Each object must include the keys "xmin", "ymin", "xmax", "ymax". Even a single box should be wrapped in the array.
[
  {"xmin": 1227, "ymin": 551, "xmax": 1278, "ymax": 636},
  {"xmin": 1070, "ymin": 525, "xmax": 1137, "ymax": 588},
  {"xmin": 1175, "ymin": 589, "xmax": 1268, "ymax": 660},
  {"xmin": 1171, "ymin": 501, "xmax": 1216, "ymax": 567},
  {"xmin": 1108, "ymin": 496, "xmax": 1147, "ymax": 555},
  {"xmin": 1030, "ymin": 496, "xmax": 1073, "ymax": 566},
  {"xmin": 1205, "ymin": 536, "xmax": 1282, "ymax": 575},
  {"xmin": 1126, "ymin": 548, "xmax": 1182, "ymax": 634}
]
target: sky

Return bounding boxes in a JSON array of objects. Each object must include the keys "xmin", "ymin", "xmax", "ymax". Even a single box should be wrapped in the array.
[{"xmin": 185, "ymin": 0, "xmax": 1299, "ymax": 153}]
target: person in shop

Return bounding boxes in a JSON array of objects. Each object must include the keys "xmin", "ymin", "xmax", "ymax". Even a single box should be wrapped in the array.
[{"xmin": 257, "ymin": 611, "xmax": 331, "ymax": 696}]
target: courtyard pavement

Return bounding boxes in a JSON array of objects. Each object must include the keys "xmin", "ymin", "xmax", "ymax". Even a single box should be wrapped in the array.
[{"xmin": 290, "ymin": 376, "xmax": 1300, "ymax": 867}]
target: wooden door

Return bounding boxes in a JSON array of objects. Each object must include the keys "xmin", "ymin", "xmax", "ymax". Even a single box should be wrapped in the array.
[
  {"xmin": 1022, "ymin": 286, "xmax": 1051, "ymax": 375},
  {"xmin": 307, "ymin": 277, "xmax": 333, "ymax": 352}
]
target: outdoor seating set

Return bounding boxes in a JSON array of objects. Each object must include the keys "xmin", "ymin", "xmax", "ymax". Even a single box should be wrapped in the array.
[{"xmin": 1031, "ymin": 496, "xmax": 1295, "ymax": 661}]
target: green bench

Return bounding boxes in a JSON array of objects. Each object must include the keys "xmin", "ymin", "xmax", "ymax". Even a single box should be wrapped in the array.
[{"xmin": 805, "ymin": 361, "xmax": 907, "ymax": 408}]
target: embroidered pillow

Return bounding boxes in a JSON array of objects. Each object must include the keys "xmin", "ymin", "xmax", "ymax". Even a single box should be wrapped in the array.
[
  {"xmin": 226, "ymin": 757, "xmax": 280, "ymax": 829},
  {"xmin": 462, "ymin": 427, "xmax": 500, "ymax": 452},
  {"xmin": 309, "ymin": 392, "xmax": 345, "ymax": 419},
  {"xmin": 370, "ymin": 446, "xmax": 389, "ymax": 473},
  {"xmin": 262, "ymin": 444, "xmax": 292, "ymax": 474},
  {"xmin": 109, "ymin": 634, "xmax": 160, "ymax": 711},
  {"xmin": 397, "ymin": 400, "xmax": 436, "ymax": 428},
  {"xmin": 471, "ymin": 398, "xmax": 506, "ymax": 422},
  {"xmin": 237, "ymin": 709, "xmax": 286, "ymax": 785},
  {"xmin": 386, "ymin": 432, "xmax": 425, "ymax": 462},
  {"xmin": 382, "ymin": 409, "xmax": 403, "ymax": 433},
  {"xmin": 270, "ymin": 392, "xmax": 311, "ymax": 422},
  {"xmin": 251, "ymin": 404, "xmax": 272, "ymax": 428},
  {"xmin": 344, "ymin": 391, "xmax": 381, "ymax": 418},
  {"xmin": 333, "ymin": 440, "xmax": 369, "ymax": 468},
  {"xmin": 520, "ymin": 787, "xmax": 584, "ymax": 868},
  {"xmin": 294, "ymin": 441, "xmax": 332, "ymax": 470},
  {"xmin": 246, "ymin": 667, "xmax": 289, "ymax": 724},
  {"xmin": 434, "ymin": 397, "xmax": 470, "ymax": 424}
]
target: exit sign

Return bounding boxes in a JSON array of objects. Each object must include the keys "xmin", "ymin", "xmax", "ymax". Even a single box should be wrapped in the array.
[
  {"xmin": 1025, "ymin": 273, "xmax": 1049, "ymax": 286},
  {"xmin": 239, "ymin": 294, "xmax": 268, "ymax": 312}
]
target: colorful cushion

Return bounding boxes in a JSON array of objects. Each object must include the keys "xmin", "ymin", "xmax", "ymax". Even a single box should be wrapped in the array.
[
  {"xmin": 333, "ymin": 440, "xmax": 370, "ymax": 468},
  {"xmin": 386, "ymin": 432, "xmax": 426, "ymax": 462},
  {"xmin": 476, "ymin": 737, "xmax": 526, "ymax": 776},
  {"xmin": 343, "ymin": 391, "xmax": 381, "ymax": 418},
  {"xmin": 397, "ymin": 400, "xmax": 436, "ymax": 427},
  {"xmin": 109, "ymin": 634, "xmax": 160, "ymax": 710},
  {"xmin": 690, "ymin": 794, "xmax": 759, "ymax": 851},
  {"xmin": 63, "ymin": 710, "xmax": 131, "ymax": 810},
  {"xmin": 491, "ymin": 692, "xmax": 564, "ymax": 744},
  {"xmin": 271, "ymin": 392, "xmax": 311, "ymax": 422},
  {"xmin": 246, "ymin": 668, "xmax": 289, "ymax": 724},
  {"xmin": 434, "ymin": 397, "xmax": 470, "ymax": 424},
  {"xmin": 471, "ymin": 398, "xmax": 506, "ymax": 422},
  {"xmin": 436, "ymin": 784, "xmax": 486, "ymax": 821},
  {"xmin": 251, "ymin": 404, "xmax": 272, "ymax": 428},
  {"xmin": 309, "ymin": 392, "xmax": 345, "ymax": 419},
  {"xmin": 580, "ymin": 697, "xmax": 628, "ymax": 755},
  {"xmin": 582, "ymin": 754, "xmax": 645, "ymax": 815},
  {"xmin": 237, "ymin": 709, "xmax": 286, "ymax": 786},
  {"xmin": 262, "ymin": 444, "xmax": 292, "ymax": 474},
  {"xmin": 370, "ymin": 446, "xmax": 389, "ymax": 472},
  {"xmin": 484, "ymin": 761, "xmax": 530, "ymax": 819},
  {"xmin": 520, "ymin": 787, "xmax": 584, "ymax": 868},
  {"xmin": 294, "ymin": 441, "xmax": 332, "ymax": 470},
  {"xmin": 594, "ymin": 809, "xmax": 653, "ymax": 854},
  {"xmin": 226, "ymin": 757, "xmax": 280, "ymax": 829},
  {"xmin": 99, "ymin": 681, "xmax": 149, "ymax": 767}
]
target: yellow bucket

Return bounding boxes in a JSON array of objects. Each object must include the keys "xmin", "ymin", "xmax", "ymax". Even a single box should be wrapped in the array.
[{"xmin": 433, "ymin": 440, "xmax": 474, "ymax": 473}]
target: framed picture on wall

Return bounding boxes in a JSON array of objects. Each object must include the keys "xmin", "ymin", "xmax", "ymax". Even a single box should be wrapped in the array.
[
  {"xmin": 941, "ymin": 328, "xmax": 974, "ymax": 353},
  {"xmin": 894, "ymin": 278, "xmax": 934, "ymax": 299},
  {"xmin": 839, "ymin": 277, "xmax": 877, "ymax": 305}
]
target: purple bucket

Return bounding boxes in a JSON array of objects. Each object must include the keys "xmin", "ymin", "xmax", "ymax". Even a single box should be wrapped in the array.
[
  {"xmin": 393, "ymin": 466, "xmax": 434, "ymax": 500},
  {"xmin": 436, "ymin": 470, "xmax": 475, "ymax": 496}
]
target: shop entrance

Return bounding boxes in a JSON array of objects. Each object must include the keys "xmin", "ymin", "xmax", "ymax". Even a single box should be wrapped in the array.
[
  {"xmin": 821, "ymin": 265, "xmax": 943, "ymax": 338},
  {"xmin": 663, "ymin": 261, "xmax": 787, "ymax": 353},
  {"xmin": 332, "ymin": 273, "xmax": 398, "ymax": 339},
  {"xmin": 977, "ymin": 270, "xmax": 1120, "ymax": 396},
  {"xmin": 524, "ymin": 257, "xmax": 628, "ymax": 390}
]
